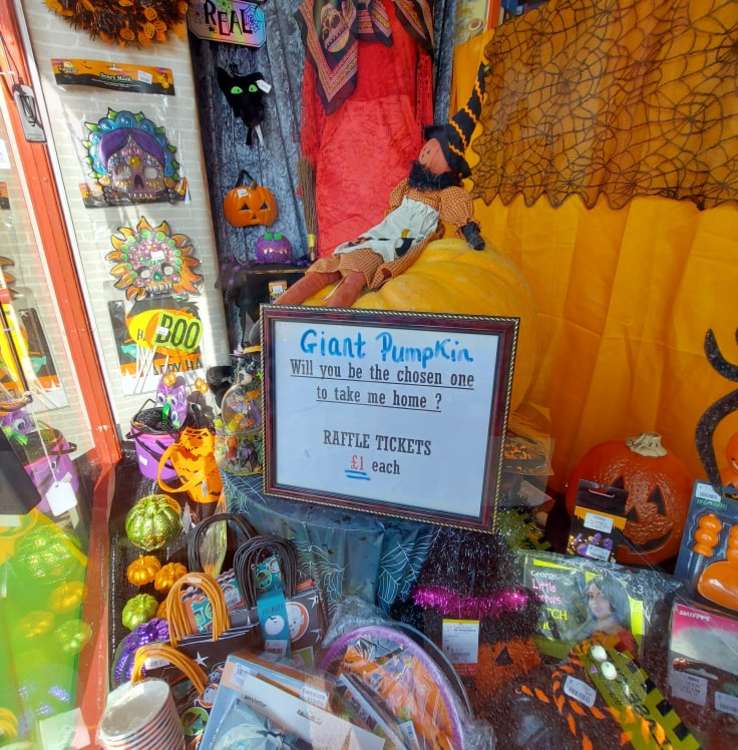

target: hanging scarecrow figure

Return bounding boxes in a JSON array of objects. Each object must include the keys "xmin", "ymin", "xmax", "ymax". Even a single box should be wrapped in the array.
[{"xmin": 273, "ymin": 65, "xmax": 488, "ymax": 308}]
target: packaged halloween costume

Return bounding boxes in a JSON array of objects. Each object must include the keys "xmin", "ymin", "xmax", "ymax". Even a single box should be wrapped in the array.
[
  {"xmin": 667, "ymin": 599, "xmax": 738, "ymax": 749},
  {"xmin": 520, "ymin": 551, "xmax": 680, "ymax": 660}
]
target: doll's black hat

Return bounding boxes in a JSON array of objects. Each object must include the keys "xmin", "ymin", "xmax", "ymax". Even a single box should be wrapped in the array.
[{"xmin": 425, "ymin": 63, "xmax": 488, "ymax": 179}]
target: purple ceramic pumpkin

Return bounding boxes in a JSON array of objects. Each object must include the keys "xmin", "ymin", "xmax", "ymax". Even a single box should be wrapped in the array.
[{"xmin": 254, "ymin": 232, "xmax": 293, "ymax": 265}]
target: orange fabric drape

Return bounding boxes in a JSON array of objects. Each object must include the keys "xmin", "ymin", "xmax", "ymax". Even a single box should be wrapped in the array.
[{"xmin": 453, "ymin": 31, "xmax": 738, "ymax": 487}]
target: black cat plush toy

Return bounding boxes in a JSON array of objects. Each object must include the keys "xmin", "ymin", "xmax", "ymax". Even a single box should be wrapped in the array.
[{"xmin": 217, "ymin": 67, "xmax": 271, "ymax": 147}]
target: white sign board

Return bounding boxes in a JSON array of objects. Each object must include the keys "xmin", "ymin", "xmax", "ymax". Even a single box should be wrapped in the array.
[{"xmin": 262, "ymin": 307, "xmax": 518, "ymax": 530}]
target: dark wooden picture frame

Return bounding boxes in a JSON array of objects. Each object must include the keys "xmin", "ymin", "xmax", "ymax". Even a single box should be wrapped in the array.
[{"xmin": 261, "ymin": 305, "xmax": 518, "ymax": 531}]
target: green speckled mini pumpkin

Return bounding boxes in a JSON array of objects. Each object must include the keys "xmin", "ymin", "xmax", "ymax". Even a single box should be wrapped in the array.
[
  {"xmin": 12, "ymin": 525, "xmax": 85, "ymax": 585},
  {"xmin": 125, "ymin": 495, "xmax": 182, "ymax": 551},
  {"xmin": 122, "ymin": 593, "xmax": 158, "ymax": 630},
  {"xmin": 54, "ymin": 620, "xmax": 93, "ymax": 655}
]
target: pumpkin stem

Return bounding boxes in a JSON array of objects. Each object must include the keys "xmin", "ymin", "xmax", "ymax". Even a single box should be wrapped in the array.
[{"xmin": 625, "ymin": 432, "xmax": 667, "ymax": 457}]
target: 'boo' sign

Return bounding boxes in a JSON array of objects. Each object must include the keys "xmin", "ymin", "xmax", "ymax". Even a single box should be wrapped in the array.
[{"xmin": 261, "ymin": 306, "xmax": 518, "ymax": 531}]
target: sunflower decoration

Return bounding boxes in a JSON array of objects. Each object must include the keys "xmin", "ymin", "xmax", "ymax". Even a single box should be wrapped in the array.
[
  {"xmin": 106, "ymin": 217, "xmax": 203, "ymax": 301},
  {"xmin": 44, "ymin": 0, "xmax": 188, "ymax": 47}
]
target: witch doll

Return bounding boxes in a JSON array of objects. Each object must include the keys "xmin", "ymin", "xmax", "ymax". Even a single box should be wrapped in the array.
[{"xmin": 273, "ymin": 66, "xmax": 488, "ymax": 308}]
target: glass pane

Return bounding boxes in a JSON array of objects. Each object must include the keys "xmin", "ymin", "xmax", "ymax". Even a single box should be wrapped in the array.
[{"xmin": 0, "ymin": 96, "xmax": 99, "ymax": 747}]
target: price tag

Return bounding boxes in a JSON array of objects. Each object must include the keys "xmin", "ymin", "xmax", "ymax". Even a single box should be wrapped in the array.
[
  {"xmin": 715, "ymin": 691, "xmax": 738, "ymax": 717},
  {"xmin": 301, "ymin": 684, "xmax": 329, "ymax": 709},
  {"xmin": 137, "ymin": 69, "xmax": 153, "ymax": 84},
  {"xmin": 442, "ymin": 619, "xmax": 479, "ymax": 675},
  {"xmin": 584, "ymin": 512, "xmax": 613, "ymax": 533},
  {"xmin": 584, "ymin": 544, "xmax": 611, "ymax": 561},
  {"xmin": 46, "ymin": 477, "xmax": 78, "ymax": 517},
  {"xmin": 563, "ymin": 676, "xmax": 597, "ymax": 708},
  {"xmin": 669, "ymin": 669, "xmax": 707, "ymax": 706},
  {"xmin": 695, "ymin": 482, "xmax": 721, "ymax": 502},
  {"xmin": 144, "ymin": 656, "xmax": 168, "ymax": 669},
  {"xmin": 399, "ymin": 720, "xmax": 419, "ymax": 747}
]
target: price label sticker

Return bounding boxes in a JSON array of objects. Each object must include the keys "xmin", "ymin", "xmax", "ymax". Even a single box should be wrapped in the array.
[
  {"xmin": 584, "ymin": 543, "xmax": 611, "ymax": 561},
  {"xmin": 695, "ymin": 483, "xmax": 721, "ymax": 502},
  {"xmin": 584, "ymin": 512, "xmax": 613, "ymax": 533},
  {"xmin": 137, "ymin": 69, "xmax": 153, "ymax": 84},
  {"xmin": 442, "ymin": 619, "xmax": 479, "ymax": 675},
  {"xmin": 46, "ymin": 478, "xmax": 78, "ymax": 517},
  {"xmin": 563, "ymin": 676, "xmax": 597, "ymax": 708},
  {"xmin": 301, "ymin": 684, "xmax": 329, "ymax": 709},
  {"xmin": 399, "ymin": 720, "xmax": 419, "ymax": 747},
  {"xmin": 715, "ymin": 691, "xmax": 738, "ymax": 717},
  {"xmin": 669, "ymin": 669, "xmax": 707, "ymax": 706},
  {"xmin": 144, "ymin": 656, "xmax": 168, "ymax": 670}
]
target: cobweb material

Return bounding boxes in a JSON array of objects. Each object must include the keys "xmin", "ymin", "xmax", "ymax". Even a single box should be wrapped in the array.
[{"xmin": 471, "ymin": 0, "xmax": 738, "ymax": 210}]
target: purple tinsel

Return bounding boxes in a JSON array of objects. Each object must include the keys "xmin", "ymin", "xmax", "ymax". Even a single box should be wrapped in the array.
[
  {"xmin": 412, "ymin": 585, "xmax": 532, "ymax": 620},
  {"xmin": 113, "ymin": 618, "xmax": 169, "ymax": 685}
]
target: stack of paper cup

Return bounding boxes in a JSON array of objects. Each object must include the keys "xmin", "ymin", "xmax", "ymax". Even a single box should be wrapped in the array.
[{"xmin": 98, "ymin": 678, "xmax": 184, "ymax": 750}]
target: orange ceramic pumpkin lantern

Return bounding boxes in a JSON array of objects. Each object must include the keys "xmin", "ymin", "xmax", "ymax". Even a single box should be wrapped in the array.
[
  {"xmin": 565, "ymin": 433, "xmax": 692, "ymax": 566},
  {"xmin": 223, "ymin": 170, "xmax": 278, "ymax": 228}
]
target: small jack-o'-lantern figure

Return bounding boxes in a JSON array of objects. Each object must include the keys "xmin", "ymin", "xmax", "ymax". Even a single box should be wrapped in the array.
[
  {"xmin": 474, "ymin": 638, "xmax": 541, "ymax": 700},
  {"xmin": 566, "ymin": 433, "xmax": 692, "ymax": 566},
  {"xmin": 223, "ymin": 170, "xmax": 278, "ymax": 228}
]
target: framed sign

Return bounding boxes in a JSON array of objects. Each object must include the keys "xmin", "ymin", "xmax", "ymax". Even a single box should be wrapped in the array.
[{"xmin": 262, "ymin": 306, "xmax": 519, "ymax": 531}]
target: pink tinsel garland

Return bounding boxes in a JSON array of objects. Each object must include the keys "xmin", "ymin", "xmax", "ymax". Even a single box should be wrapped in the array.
[{"xmin": 412, "ymin": 585, "xmax": 532, "ymax": 619}]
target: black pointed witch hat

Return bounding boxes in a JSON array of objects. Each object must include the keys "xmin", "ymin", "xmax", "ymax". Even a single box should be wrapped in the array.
[{"xmin": 425, "ymin": 63, "xmax": 488, "ymax": 179}]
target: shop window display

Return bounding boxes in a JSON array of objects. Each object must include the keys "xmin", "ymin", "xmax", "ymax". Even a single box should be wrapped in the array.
[{"xmin": 2, "ymin": 0, "xmax": 738, "ymax": 748}]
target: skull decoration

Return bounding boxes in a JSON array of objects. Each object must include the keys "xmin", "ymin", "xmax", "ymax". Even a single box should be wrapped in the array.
[
  {"xmin": 320, "ymin": 0, "xmax": 355, "ymax": 53},
  {"xmin": 106, "ymin": 217, "xmax": 203, "ymax": 301},
  {"xmin": 83, "ymin": 109, "xmax": 182, "ymax": 204},
  {"xmin": 156, "ymin": 373, "xmax": 188, "ymax": 428},
  {"xmin": 106, "ymin": 136, "xmax": 165, "ymax": 201}
]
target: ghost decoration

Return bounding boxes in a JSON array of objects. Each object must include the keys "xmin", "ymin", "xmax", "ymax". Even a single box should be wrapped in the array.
[{"xmin": 217, "ymin": 67, "xmax": 272, "ymax": 147}]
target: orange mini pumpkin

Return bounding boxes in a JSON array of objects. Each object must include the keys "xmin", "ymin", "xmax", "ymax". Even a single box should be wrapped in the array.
[
  {"xmin": 223, "ymin": 170, "xmax": 278, "ymax": 228},
  {"xmin": 49, "ymin": 581, "xmax": 85, "ymax": 614},
  {"xmin": 154, "ymin": 561, "xmax": 188, "ymax": 592},
  {"xmin": 127, "ymin": 555, "xmax": 162, "ymax": 587},
  {"xmin": 565, "ymin": 433, "xmax": 692, "ymax": 566}
]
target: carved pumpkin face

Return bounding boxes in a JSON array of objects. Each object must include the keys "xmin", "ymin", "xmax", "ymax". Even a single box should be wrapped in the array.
[
  {"xmin": 223, "ymin": 176, "xmax": 278, "ymax": 228},
  {"xmin": 474, "ymin": 638, "xmax": 541, "ymax": 698},
  {"xmin": 565, "ymin": 433, "xmax": 692, "ymax": 565}
]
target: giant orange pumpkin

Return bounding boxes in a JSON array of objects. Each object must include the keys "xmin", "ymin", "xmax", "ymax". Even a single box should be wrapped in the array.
[
  {"xmin": 223, "ymin": 170, "xmax": 278, "ymax": 228},
  {"xmin": 304, "ymin": 240, "xmax": 538, "ymax": 410},
  {"xmin": 565, "ymin": 433, "xmax": 692, "ymax": 565}
]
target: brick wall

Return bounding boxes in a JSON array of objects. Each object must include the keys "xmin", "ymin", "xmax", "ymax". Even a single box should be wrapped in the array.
[{"xmin": 19, "ymin": 1, "xmax": 230, "ymax": 434}]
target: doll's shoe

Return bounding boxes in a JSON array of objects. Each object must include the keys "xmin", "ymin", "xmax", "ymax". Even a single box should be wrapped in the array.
[{"xmin": 698, "ymin": 561, "xmax": 738, "ymax": 611}]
